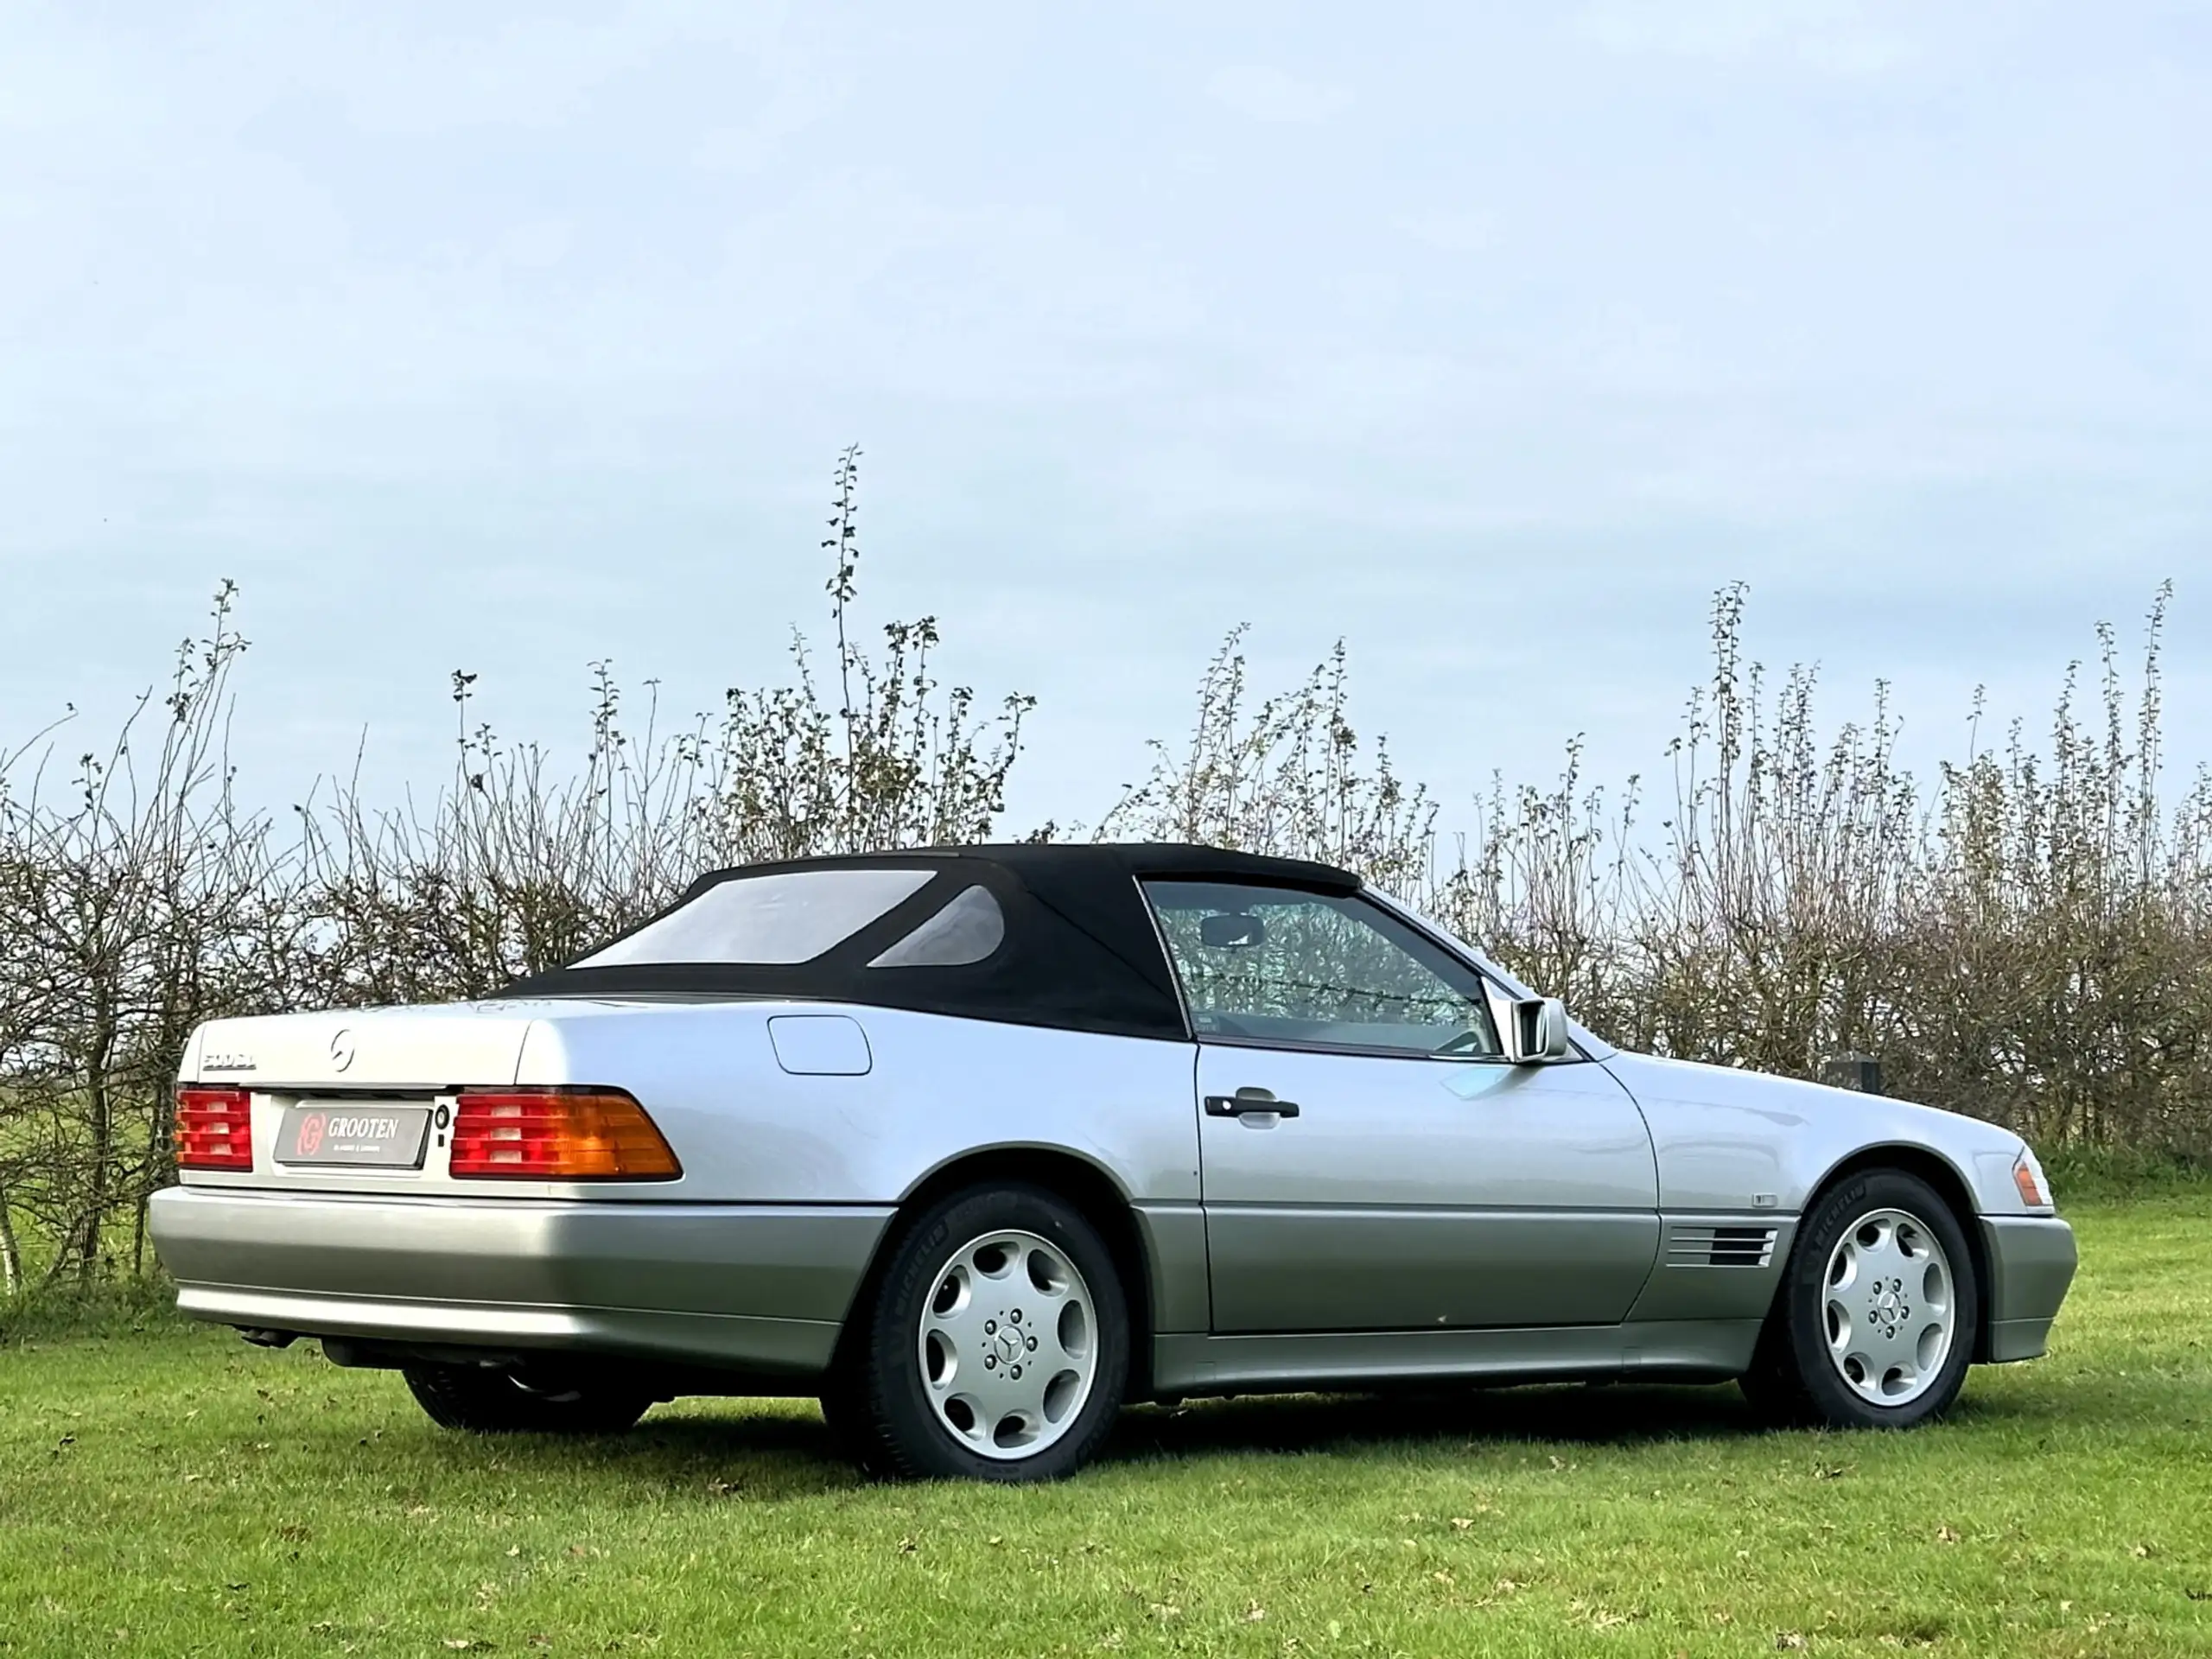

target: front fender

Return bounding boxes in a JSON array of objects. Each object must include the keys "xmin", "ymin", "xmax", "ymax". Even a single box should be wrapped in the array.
[{"xmin": 1603, "ymin": 1052, "xmax": 2033, "ymax": 1217}]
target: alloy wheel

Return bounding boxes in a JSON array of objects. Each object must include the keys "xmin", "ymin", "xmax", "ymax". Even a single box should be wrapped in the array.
[
  {"xmin": 916, "ymin": 1228, "xmax": 1100, "ymax": 1460},
  {"xmin": 1821, "ymin": 1206, "xmax": 1955, "ymax": 1406}
]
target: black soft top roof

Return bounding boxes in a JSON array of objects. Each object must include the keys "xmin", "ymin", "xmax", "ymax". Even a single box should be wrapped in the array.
[{"xmin": 497, "ymin": 842, "xmax": 1361, "ymax": 1040}]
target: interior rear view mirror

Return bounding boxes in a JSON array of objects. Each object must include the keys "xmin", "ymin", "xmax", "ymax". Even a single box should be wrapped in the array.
[
  {"xmin": 1503, "ymin": 995, "xmax": 1572, "ymax": 1064},
  {"xmin": 1198, "ymin": 912, "xmax": 1267, "ymax": 950}
]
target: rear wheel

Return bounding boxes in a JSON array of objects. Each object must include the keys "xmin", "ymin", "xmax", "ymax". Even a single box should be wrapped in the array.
[
  {"xmin": 837, "ymin": 1183, "xmax": 1128, "ymax": 1481},
  {"xmin": 817, "ymin": 1375, "xmax": 867, "ymax": 1459},
  {"xmin": 1741, "ymin": 1168, "xmax": 1978, "ymax": 1429},
  {"xmin": 403, "ymin": 1364, "xmax": 652, "ymax": 1435}
]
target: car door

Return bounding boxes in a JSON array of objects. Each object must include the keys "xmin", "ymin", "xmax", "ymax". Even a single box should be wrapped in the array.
[{"xmin": 1143, "ymin": 879, "xmax": 1660, "ymax": 1334}]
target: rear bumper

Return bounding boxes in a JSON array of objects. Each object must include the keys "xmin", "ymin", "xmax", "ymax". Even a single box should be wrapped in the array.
[
  {"xmin": 1979, "ymin": 1214, "xmax": 2078, "ymax": 1363},
  {"xmin": 149, "ymin": 1185, "xmax": 893, "ymax": 1379}
]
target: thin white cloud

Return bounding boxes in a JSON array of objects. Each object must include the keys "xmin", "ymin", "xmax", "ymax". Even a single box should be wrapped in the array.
[
  {"xmin": 1573, "ymin": 0, "xmax": 1917, "ymax": 73},
  {"xmin": 1394, "ymin": 209, "xmax": 1500, "ymax": 253},
  {"xmin": 692, "ymin": 70, "xmax": 849, "ymax": 175},
  {"xmin": 1204, "ymin": 64, "xmax": 1351, "ymax": 124}
]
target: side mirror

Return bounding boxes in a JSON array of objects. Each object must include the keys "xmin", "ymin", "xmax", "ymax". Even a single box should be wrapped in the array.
[{"xmin": 1503, "ymin": 995, "xmax": 1572, "ymax": 1064}]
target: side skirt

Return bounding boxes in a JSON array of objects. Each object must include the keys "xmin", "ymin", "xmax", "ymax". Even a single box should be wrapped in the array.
[{"xmin": 1150, "ymin": 1319, "xmax": 1764, "ymax": 1399}]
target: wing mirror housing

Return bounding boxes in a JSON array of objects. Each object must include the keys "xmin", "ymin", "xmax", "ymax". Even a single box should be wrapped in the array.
[{"xmin": 1503, "ymin": 996, "xmax": 1573, "ymax": 1064}]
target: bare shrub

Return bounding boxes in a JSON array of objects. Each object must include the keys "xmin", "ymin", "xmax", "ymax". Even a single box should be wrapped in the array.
[
  {"xmin": 290, "ymin": 444, "xmax": 1034, "ymax": 1007},
  {"xmin": 0, "ymin": 448, "xmax": 1032, "ymax": 1288},
  {"xmin": 1126, "ymin": 584, "xmax": 2212, "ymax": 1154},
  {"xmin": 1100, "ymin": 628, "xmax": 1437, "ymax": 897},
  {"xmin": 2, "ymin": 447, "xmax": 2205, "ymax": 1293},
  {"xmin": 0, "ymin": 584, "xmax": 289, "ymax": 1287}
]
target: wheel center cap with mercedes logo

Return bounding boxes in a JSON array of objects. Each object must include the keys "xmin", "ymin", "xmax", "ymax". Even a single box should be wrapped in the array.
[{"xmin": 1869, "ymin": 1281, "xmax": 1909, "ymax": 1337}]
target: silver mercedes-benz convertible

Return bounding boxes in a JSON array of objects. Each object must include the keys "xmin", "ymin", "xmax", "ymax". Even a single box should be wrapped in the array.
[{"xmin": 149, "ymin": 843, "xmax": 2076, "ymax": 1481}]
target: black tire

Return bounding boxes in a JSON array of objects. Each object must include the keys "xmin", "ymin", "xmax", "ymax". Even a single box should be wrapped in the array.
[
  {"xmin": 1741, "ymin": 1168, "xmax": 1980, "ymax": 1429},
  {"xmin": 816, "ymin": 1375, "xmax": 868, "ymax": 1459},
  {"xmin": 838, "ymin": 1182, "xmax": 1129, "ymax": 1482},
  {"xmin": 403, "ymin": 1363, "xmax": 652, "ymax": 1435}
]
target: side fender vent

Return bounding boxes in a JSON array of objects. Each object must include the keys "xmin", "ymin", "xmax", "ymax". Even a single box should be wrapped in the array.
[{"xmin": 1665, "ymin": 1224, "xmax": 1778, "ymax": 1268}]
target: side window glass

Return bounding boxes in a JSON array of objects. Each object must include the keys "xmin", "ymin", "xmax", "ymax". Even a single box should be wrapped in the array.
[
  {"xmin": 867, "ymin": 885, "xmax": 1006, "ymax": 968},
  {"xmin": 1142, "ymin": 880, "xmax": 1500, "ymax": 1058}
]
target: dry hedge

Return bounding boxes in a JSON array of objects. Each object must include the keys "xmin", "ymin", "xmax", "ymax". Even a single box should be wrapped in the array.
[{"xmin": 3, "ymin": 450, "xmax": 2205, "ymax": 1292}]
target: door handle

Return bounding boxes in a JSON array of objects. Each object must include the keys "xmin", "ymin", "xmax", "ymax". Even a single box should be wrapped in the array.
[{"xmin": 1205, "ymin": 1093, "xmax": 1300, "ymax": 1118}]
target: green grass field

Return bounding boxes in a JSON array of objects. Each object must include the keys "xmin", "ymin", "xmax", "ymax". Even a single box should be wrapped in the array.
[{"xmin": 3, "ymin": 1195, "xmax": 2209, "ymax": 1658}]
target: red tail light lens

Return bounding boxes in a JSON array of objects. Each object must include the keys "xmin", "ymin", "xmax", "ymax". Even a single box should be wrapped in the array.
[
  {"xmin": 449, "ymin": 1089, "xmax": 681, "ymax": 1180},
  {"xmin": 176, "ymin": 1085, "xmax": 254, "ymax": 1171}
]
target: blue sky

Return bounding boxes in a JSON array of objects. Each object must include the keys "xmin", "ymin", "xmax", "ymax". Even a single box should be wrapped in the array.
[{"xmin": 3, "ymin": 1, "xmax": 2206, "ymax": 833}]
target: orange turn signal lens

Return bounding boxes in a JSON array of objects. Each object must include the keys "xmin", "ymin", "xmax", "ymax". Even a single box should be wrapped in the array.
[
  {"xmin": 176, "ymin": 1085, "xmax": 255, "ymax": 1171},
  {"xmin": 449, "ymin": 1088, "xmax": 681, "ymax": 1181},
  {"xmin": 2012, "ymin": 1152, "xmax": 2050, "ymax": 1209}
]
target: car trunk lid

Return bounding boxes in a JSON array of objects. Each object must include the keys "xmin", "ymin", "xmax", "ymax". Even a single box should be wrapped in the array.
[
  {"xmin": 188, "ymin": 1003, "xmax": 538, "ymax": 1092},
  {"xmin": 181, "ymin": 1004, "xmax": 542, "ymax": 1197}
]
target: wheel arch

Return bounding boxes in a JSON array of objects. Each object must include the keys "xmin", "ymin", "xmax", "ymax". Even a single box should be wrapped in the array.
[
  {"xmin": 1790, "ymin": 1142, "xmax": 1995, "ymax": 1363},
  {"xmin": 833, "ymin": 1144, "xmax": 1160, "ymax": 1400}
]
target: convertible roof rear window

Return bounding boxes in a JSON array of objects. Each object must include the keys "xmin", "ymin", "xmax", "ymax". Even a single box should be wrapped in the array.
[{"xmin": 576, "ymin": 868, "xmax": 934, "ymax": 966}]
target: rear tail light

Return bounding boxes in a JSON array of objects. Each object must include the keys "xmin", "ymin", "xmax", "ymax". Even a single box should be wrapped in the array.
[
  {"xmin": 449, "ymin": 1088, "xmax": 681, "ymax": 1180},
  {"xmin": 176, "ymin": 1085, "xmax": 254, "ymax": 1171}
]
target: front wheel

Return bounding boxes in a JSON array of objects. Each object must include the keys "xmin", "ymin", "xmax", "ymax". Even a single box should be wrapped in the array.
[
  {"xmin": 403, "ymin": 1364, "xmax": 652, "ymax": 1435},
  {"xmin": 837, "ymin": 1183, "xmax": 1129, "ymax": 1481},
  {"xmin": 1741, "ymin": 1169, "xmax": 1979, "ymax": 1429}
]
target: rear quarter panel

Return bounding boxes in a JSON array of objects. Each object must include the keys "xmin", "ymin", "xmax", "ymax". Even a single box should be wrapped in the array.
[{"xmin": 515, "ymin": 1000, "xmax": 1203, "ymax": 1205}]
